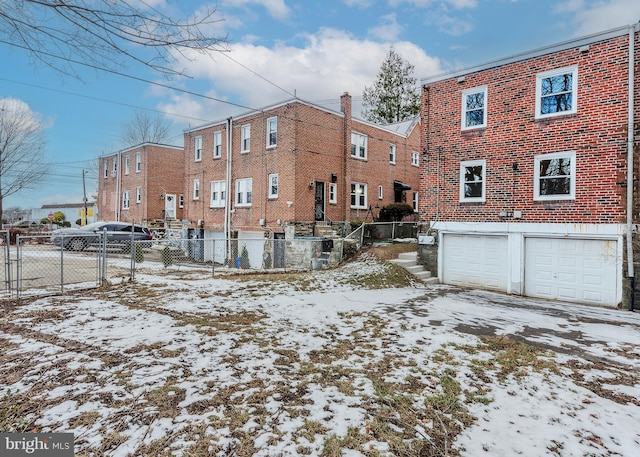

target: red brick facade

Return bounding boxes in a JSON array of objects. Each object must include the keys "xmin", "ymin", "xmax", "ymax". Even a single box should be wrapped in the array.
[
  {"xmin": 420, "ymin": 30, "xmax": 640, "ymax": 225},
  {"xmin": 183, "ymin": 93, "xmax": 421, "ymax": 233},
  {"xmin": 98, "ymin": 144, "xmax": 185, "ymax": 223}
]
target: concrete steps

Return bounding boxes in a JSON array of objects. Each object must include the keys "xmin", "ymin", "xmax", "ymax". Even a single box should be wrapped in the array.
[{"xmin": 389, "ymin": 251, "xmax": 439, "ymax": 285}]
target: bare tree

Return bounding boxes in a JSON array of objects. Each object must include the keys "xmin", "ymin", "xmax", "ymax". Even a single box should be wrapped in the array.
[
  {"xmin": 121, "ymin": 110, "xmax": 172, "ymax": 147},
  {"xmin": 0, "ymin": 99, "xmax": 48, "ymax": 223},
  {"xmin": 362, "ymin": 47, "xmax": 420, "ymax": 124},
  {"xmin": 0, "ymin": 0, "xmax": 228, "ymax": 79}
]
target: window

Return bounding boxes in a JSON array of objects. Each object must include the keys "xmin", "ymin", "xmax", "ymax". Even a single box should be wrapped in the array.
[
  {"xmin": 267, "ymin": 117, "xmax": 277, "ymax": 148},
  {"xmin": 389, "ymin": 144, "xmax": 396, "ymax": 164},
  {"xmin": 236, "ymin": 178, "xmax": 252, "ymax": 206},
  {"xmin": 461, "ymin": 86, "xmax": 487, "ymax": 130},
  {"xmin": 193, "ymin": 179, "xmax": 200, "ymax": 200},
  {"xmin": 179, "ymin": 194, "xmax": 184, "ymax": 208},
  {"xmin": 111, "ymin": 159, "xmax": 117, "ymax": 176},
  {"xmin": 411, "ymin": 151, "xmax": 419, "ymax": 167},
  {"xmin": 210, "ymin": 180, "xmax": 226, "ymax": 207},
  {"xmin": 413, "ymin": 192, "xmax": 419, "ymax": 212},
  {"xmin": 124, "ymin": 155, "xmax": 130, "ymax": 175},
  {"xmin": 122, "ymin": 191, "xmax": 130, "ymax": 209},
  {"xmin": 135, "ymin": 151, "xmax": 141, "ymax": 172},
  {"xmin": 534, "ymin": 151, "xmax": 576, "ymax": 200},
  {"xmin": 213, "ymin": 131, "xmax": 222, "ymax": 158},
  {"xmin": 103, "ymin": 160, "xmax": 108, "ymax": 178},
  {"xmin": 536, "ymin": 66, "xmax": 578, "ymax": 119},
  {"xmin": 460, "ymin": 160, "xmax": 486, "ymax": 203},
  {"xmin": 241, "ymin": 124, "xmax": 251, "ymax": 153},
  {"xmin": 329, "ymin": 183, "xmax": 337, "ymax": 204},
  {"xmin": 195, "ymin": 136, "xmax": 202, "ymax": 162},
  {"xmin": 351, "ymin": 182, "xmax": 367, "ymax": 208},
  {"xmin": 136, "ymin": 187, "xmax": 141, "ymax": 203},
  {"xmin": 351, "ymin": 132, "xmax": 367, "ymax": 159},
  {"xmin": 378, "ymin": 185, "xmax": 383, "ymax": 200},
  {"xmin": 268, "ymin": 174, "xmax": 279, "ymax": 198}
]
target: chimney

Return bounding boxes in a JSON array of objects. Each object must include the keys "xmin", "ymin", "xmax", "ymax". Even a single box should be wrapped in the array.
[{"xmin": 340, "ymin": 92, "xmax": 352, "ymax": 120}]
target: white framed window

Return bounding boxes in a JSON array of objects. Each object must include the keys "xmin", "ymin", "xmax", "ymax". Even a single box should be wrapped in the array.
[
  {"xmin": 135, "ymin": 151, "xmax": 141, "ymax": 172},
  {"xmin": 122, "ymin": 191, "xmax": 130, "ymax": 209},
  {"xmin": 267, "ymin": 117, "xmax": 277, "ymax": 148},
  {"xmin": 210, "ymin": 180, "xmax": 226, "ymax": 207},
  {"xmin": 460, "ymin": 159, "xmax": 486, "ymax": 203},
  {"xmin": 378, "ymin": 185, "xmax": 383, "ymax": 200},
  {"xmin": 350, "ymin": 182, "xmax": 367, "ymax": 209},
  {"xmin": 268, "ymin": 173, "xmax": 279, "ymax": 198},
  {"xmin": 461, "ymin": 85, "xmax": 487, "ymax": 130},
  {"xmin": 241, "ymin": 124, "xmax": 251, "ymax": 153},
  {"xmin": 103, "ymin": 160, "xmax": 108, "ymax": 178},
  {"xmin": 389, "ymin": 144, "xmax": 396, "ymax": 164},
  {"xmin": 194, "ymin": 136, "xmax": 202, "ymax": 162},
  {"xmin": 411, "ymin": 151, "xmax": 419, "ymax": 167},
  {"xmin": 193, "ymin": 179, "xmax": 200, "ymax": 200},
  {"xmin": 413, "ymin": 191, "xmax": 419, "ymax": 212},
  {"xmin": 235, "ymin": 178, "xmax": 252, "ymax": 206},
  {"xmin": 213, "ymin": 131, "xmax": 222, "ymax": 158},
  {"xmin": 536, "ymin": 66, "xmax": 578, "ymax": 119},
  {"xmin": 534, "ymin": 151, "xmax": 576, "ymax": 200},
  {"xmin": 111, "ymin": 159, "xmax": 117, "ymax": 176},
  {"xmin": 329, "ymin": 183, "xmax": 337, "ymax": 204},
  {"xmin": 351, "ymin": 132, "xmax": 367, "ymax": 159},
  {"xmin": 124, "ymin": 155, "xmax": 130, "ymax": 175},
  {"xmin": 179, "ymin": 194, "xmax": 184, "ymax": 208},
  {"xmin": 136, "ymin": 187, "xmax": 141, "ymax": 203}
]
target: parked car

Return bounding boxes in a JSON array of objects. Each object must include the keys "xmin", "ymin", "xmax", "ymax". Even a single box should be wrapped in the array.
[{"xmin": 51, "ymin": 221, "xmax": 153, "ymax": 251}]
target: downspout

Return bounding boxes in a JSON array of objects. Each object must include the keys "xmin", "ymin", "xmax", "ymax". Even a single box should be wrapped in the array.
[
  {"xmin": 115, "ymin": 150, "xmax": 122, "ymax": 222},
  {"xmin": 225, "ymin": 117, "xmax": 233, "ymax": 262},
  {"xmin": 626, "ymin": 23, "xmax": 637, "ymax": 311}
]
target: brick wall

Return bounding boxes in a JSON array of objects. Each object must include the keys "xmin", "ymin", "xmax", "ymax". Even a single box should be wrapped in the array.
[{"xmin": 420, "ymin": 32, "xmax": 640, "ymax": 225}]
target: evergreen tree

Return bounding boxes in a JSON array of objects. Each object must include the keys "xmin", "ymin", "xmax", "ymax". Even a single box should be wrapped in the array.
[{"xmin": 362, "ymin": 47, "xmax": 420, "ymax": 124}]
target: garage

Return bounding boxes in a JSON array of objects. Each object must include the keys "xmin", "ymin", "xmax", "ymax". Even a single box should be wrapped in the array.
[
  {"xmin": 524, "ymin": 237, "xmax": 619, "ymax": 306},
  {"xmin": 442, "ymin": 234, "xmax": 508, "ymax": 292}
]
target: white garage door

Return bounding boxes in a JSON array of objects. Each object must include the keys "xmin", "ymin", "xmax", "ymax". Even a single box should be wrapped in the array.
[
  {"xmin": 524, "ymin": 238, "xmax": 618, "ymax": 306},
  {"xmin": 442, "ymin": 234, "xmax": 508, "ymax": 292}
]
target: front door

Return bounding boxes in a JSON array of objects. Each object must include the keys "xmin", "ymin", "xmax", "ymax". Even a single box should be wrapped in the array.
[
  {"xmin": 165, "ymin": 194, "xmax": 177, "ymax": 219},
  {"xmin": 314, "ymin": 182, "xmax": 325, "ymax": 221}
]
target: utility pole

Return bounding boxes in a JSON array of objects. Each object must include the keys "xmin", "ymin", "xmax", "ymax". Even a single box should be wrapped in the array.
[{"xmin": 82, "ymin": 170, "xmax": 88, "ymax": 226}]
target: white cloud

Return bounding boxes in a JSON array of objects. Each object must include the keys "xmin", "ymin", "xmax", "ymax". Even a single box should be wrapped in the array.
[
  {"xmin": 389, "ymin": 0, "xmax": 477, "ymax": 9},
  {"xmin": 162, "ymin": 28, "xmax": 441, "ymax": 123},
  {"xmin": 368, "ymin": 13, "xmax": 404, "ymax": 41},
  {"xmin": 222, "ymin": 0, "xmax": 291, "ymax": 21},
  {"xmin": 343, "ymin": 0, "xmax": 373, "ymax": 7},
  {"xmin": 567, "ymin": 0, "xmax": 640, "ymax": 36}
]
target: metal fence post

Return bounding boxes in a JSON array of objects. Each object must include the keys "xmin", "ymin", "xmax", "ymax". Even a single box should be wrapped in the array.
[{"xmin": 60, "ymin": 235, "xmax": 65, "ymax": 293}]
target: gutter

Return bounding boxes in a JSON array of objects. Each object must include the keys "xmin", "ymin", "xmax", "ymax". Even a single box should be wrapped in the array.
[{"xmin": 627, "ymin": 23, "xmax": 638, "ymax": 311}]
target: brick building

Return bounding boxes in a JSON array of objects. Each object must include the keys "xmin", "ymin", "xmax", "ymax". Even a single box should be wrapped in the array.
[
  {"xmin": 183, "ymin": 92, "xmax": 420, "ymax": 238},
  {"xmin": 420, "ymin": 22, "xmax": 640, "ymax": 307},
  {"xmin": 98, "ymin": 143, "xmax": 185, "ymax": 223}
]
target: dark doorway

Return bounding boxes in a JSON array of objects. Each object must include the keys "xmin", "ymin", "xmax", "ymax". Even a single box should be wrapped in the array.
[
  {"xmin": 314, "ymin": 182, "xmax": 325, "ymax": 221},
  {"xmin": 273, "ymin": 232, "xmax": 285, "ymax": 268}
]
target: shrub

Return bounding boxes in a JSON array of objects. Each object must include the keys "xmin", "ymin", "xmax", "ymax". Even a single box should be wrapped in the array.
[{"xmin": 378, "ymin": 203, "xmax": 414, "ymax": 221}]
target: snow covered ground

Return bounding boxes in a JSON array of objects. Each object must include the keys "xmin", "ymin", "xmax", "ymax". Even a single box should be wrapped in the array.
[{"xmin": 1, "ymin": 255, "xmax": 639, "ymax": 456}]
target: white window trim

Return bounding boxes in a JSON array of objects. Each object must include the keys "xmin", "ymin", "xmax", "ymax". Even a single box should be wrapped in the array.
[
  {"xmin": 351, "ymin": 132, "xmax": 368, "ymax": 160},
  {"xmin": 136, "ymin": 187, "xmax": 141, "ymax": 203},
  {"xmin": 413, "ymin": 191, "xmax": 419, "ymax": 212},
  {"xmin": 122, "ymin": 191, "xmax": 130, "ymax": 210},
  {"xmin": 461, "ymin": 85, "xmax": 488, "ymax": 130},
  {"xmin": 459, "ymin": 159, "xmax": 486, "ymax": 203},
  {"xmin": 534, "ymin": 151, "xmax": 576, "ymax": 201},
  {"xmin": 135, "ymin": 151, "xmax": 141, "ymax": 173},
  {"xmin": 195, "ymin": 136, "xmax": 202, "ymax": 162},
  {"xmin": 329, "ymin": 183, "xmax": 337, "ymax": 204},
  {"xmin": 193, "ymin": 179, "xmax": 200, "ymax": 200},
  {"xmin": 411, "ymin": 151, "xmax": 419, "ymax": 167},
  {"xmin": 235, "ymin": 178, "xmax": 253, "ymax": 207},
  {"xmin": 351, "ymin": 182, "xmax": 367, "ymax": 209},
  {"xmin": 179, "ymin": 194, "xmax": 184, "ymax": 208},
  {"xmin": 213, "ymin": 131, "xmax": 222, "ymax": 158},
  {"xmin": 389, "ymin": 144, "xmax": 396, "ymax": 164},
  {"xmin": 535, "ymin": 66, "xmax": 578, "ymax": 119},
  {"xmin": 111, "ymin": 159, "xmax": 117, "ymax": 177},
  {"xmin": 268, "ymin": 173, "xmax": 279, "ymax": 199},
  {"xmin": 378, "ymin": 185, "xmax": 383, "ymax": 200},
  {"xmin": 124, "ymin": 155, "xmax": 130, "ymax": 175},
  {"xmin": 210, "ymin": 180, "xmax": 226, "ymax": 208},
  {"xmin": 241, "ymin": 124, "xmax": 251, "ymax": 153},
  {"xmin": 266, "ymin": 117, "xmax": 277, "ymax": 148},
  {"xmin": 103, "ymin": 161, "xmax": 108, "ymax": 178}
]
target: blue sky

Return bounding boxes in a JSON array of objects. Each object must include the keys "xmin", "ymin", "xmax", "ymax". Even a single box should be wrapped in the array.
[{"xmin": 1, "ymin": 0, "xmax": 639, "ymax": 211}]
